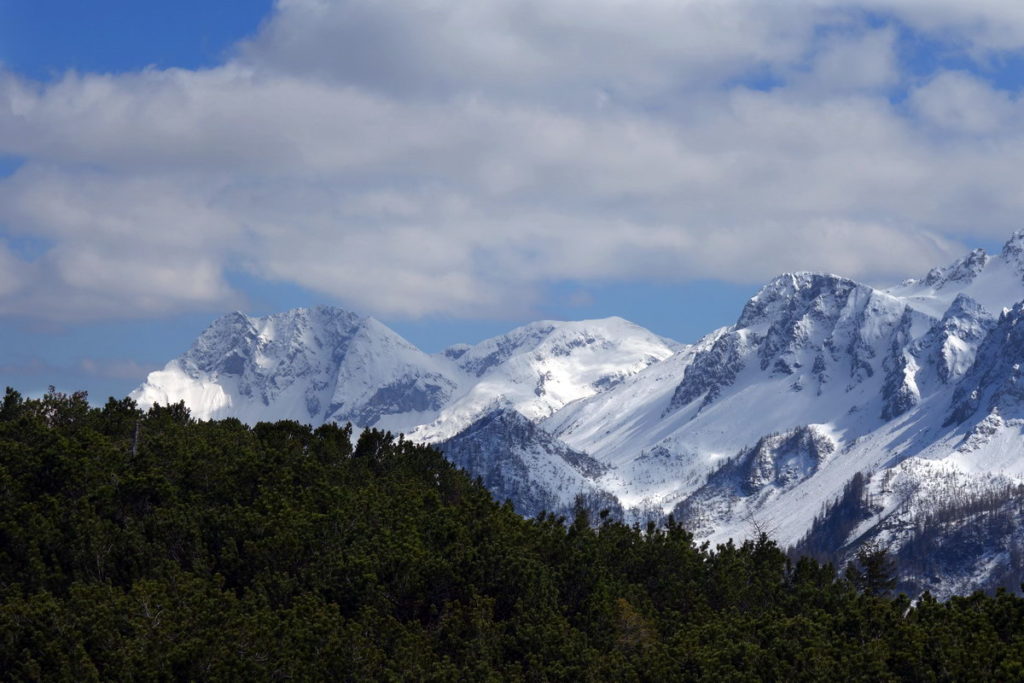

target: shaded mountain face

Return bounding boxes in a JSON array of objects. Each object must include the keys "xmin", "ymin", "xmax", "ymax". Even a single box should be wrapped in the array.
[
  {"xmin": 673, "ymin": 426, "xmax": 836, "ymax": 539},
  {"xmin": 134, "ymin": 231, "xmax": 1024, "ymax": 597},
  {"xmin": 437, "ymin": 408, "xmax": 618, "ymax": 519},
  {"xmin": 947, "ymin": 302, "xmax": 1024, "ymax": 426}
]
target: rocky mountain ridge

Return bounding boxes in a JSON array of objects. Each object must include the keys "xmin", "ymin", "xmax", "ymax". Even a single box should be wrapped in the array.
[{"xmin": 134, "ymin": 231, "xmax": 1024, "ymax": 597}]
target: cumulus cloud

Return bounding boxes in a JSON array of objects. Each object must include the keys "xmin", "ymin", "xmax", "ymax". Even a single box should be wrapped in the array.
[
  {"xmin": 790, "ymin": 27, "xmax": 900, "ymax": 93},
  {"xmin": 909, "ymin": 71, "xmax": 1021, "ymax": 135},
  {"xmin": 1, "ymin": 0, "xmax": 1024, "ymax": 320},
  {"xmin": 0, "ymin": 166, "xmax": 240, "ymax": 319},
  {"xmin": 234, "ymin": 0, "xmax": 822, "ymax": 99}
]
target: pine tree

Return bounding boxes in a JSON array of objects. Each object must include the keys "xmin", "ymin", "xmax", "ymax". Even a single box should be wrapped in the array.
[{"xmin": 846, "ymin": 543, "xmax": 898, "ymax": 596}]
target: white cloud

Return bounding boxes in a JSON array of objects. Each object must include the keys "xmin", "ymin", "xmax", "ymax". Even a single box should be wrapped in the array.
[
  {"xmin": 0, "ymin": 166, "xmax": 239, "ymax": 319},
  {"xmin": 236, "ymin": 0, "xmax": 823, "ymax": 99},
  {"xmin": 793, "ymin": 27, "xmax": 900, "ymax": 93},
  {"xmin": 909, "ymin": 71, "xmax": 1020, "ymax": 134},
  {"xmin": 1, "ymin": 0, "xmax": 1024, "ymax": 320},
  {"xmin": 0, "ymin": 242, "xmax": 26, "ymax": 297}
]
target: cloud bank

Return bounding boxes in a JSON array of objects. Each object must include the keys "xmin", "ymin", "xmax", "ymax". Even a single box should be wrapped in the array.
[{"xmin": 3, "ymin": 0, "xmax": 1024, "ymax": 320}]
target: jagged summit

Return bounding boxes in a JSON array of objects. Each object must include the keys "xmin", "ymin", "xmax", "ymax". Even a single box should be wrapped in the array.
[
  {"xmin": 889, "ymin": 233, "xmax": 1024, "ymax": 318},
  {"xmin": 663, "ymin": 269, "xmax": 911, "ymax": 418},
  {"xmin": 736, "ymin": 272, "xmax": 861, "ymax": 329},
  {"xmin": 943, "ymin": 292, "xmax": 990, "ymax": 320},
  {"xmin": 1000, "ymin": 229, "xmax": 1024, "ymax": 262},
  {"xmin": 922, "ymin": 248, "xmax": 989, "ymax": 289},
  {"xmin": 133, "ymin": 305, "xmax": 456, "ymax": 431}
]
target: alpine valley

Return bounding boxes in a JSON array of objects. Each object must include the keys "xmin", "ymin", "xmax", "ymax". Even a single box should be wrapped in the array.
[{"xmin": 133, "ymin": 232, "xmax": 1024, "ymax": 598}]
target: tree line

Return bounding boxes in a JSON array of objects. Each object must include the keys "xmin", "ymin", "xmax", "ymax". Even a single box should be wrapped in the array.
[{"xmin": 1, "ymin": 387, "xmax": 1023, "ymax": 680}]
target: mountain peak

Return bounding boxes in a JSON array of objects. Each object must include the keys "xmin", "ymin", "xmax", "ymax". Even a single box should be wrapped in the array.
[
  {"xmin": 1000, "ymin": 229, "xmax": 1024, "ymax": 260},
  {"xmin": 454, "ymin": 316, "xmax": 675, "ymax": 379},
  {"xmin": 886, "ymin": 232, "xmax": 1024, "ymax": 319},
  {"xmin": 736, "ymin": 272, "xmax": 859, "ymax": 329},
  {"xmin": 942, "ymin": 293, "xmax": 990, "ymax": 322},
  {"xmin": 922, "ymin": 248, "xmax": 989, "ymax": 289}
]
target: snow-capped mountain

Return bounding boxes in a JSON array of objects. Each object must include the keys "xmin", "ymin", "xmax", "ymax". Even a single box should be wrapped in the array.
[
  {"xmin": 132, "ymin": 307, "xmax": 461, "ymax": 434},
  {"xmin": 410, "ymin": 317, "xmax": 681, "ymax": 442},
  {"xmin": 889, "ymin": 232, "xmax": 1024, "ymax": 318},
  {"xmin": 133, "ymin": 309, "xmax": 678, "ymax": 441},
  {"xmin": 134, "ymin": 231, "xmax": 1024, "ymax": 597}
]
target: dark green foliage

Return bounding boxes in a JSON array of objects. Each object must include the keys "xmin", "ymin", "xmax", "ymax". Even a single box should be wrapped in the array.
[
  {"xmin": 845, "ymin": 544, "xmax": 898, "ymax": 597},
  {"xmin": 2, "ymin": 386, "xmax": 1024, "ymax": 680}
]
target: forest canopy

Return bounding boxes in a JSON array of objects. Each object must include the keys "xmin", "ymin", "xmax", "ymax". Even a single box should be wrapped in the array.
[{"xmin": 1, "ymin": 387, "xmax": 1023, "ymax": 680}]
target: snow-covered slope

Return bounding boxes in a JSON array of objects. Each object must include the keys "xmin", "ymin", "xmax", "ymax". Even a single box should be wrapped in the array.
[
  {"xmin": 548, "ymin": 271, "xmax": 931, "ymax": 511},
  {"xmin": 887, "ymin": 232, "xmax": 1024, "ymax": 318},
  {"xmin": 410, "ymin": 317, "xmax": 680, "ymax": 442},
  {"xmin": 536, "ymin": 232, "xmax": 1024, "ymax": 596},
  {"xmin": 134, "ymin": 231, "xmax": 1024, "ymax": 596}
]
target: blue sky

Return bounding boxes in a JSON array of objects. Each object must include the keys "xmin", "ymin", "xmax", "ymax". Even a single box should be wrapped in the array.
[
  {"xmin": 2, "ymin": 0, "xmax": 1024, "ymax": 401},
  {"xmin": 0, "ymin": 1, "xmax": 273, "ymax": 77}
]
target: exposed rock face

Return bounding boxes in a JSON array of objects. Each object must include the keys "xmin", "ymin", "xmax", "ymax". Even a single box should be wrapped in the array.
[
  {"xmin": 930, "ymin": 294, "xmax": 995, "ymax": 384},
  {"xmin": 667, "ymin": 331, "xmax": 747, "ymax": 413},
  {"xmin": 437, "ymin": 409, "xmax": 613, "ymax": 519},
  {"xmin": 674, "ymin": 426, "xmax": 835, "ymax": 537},
  {"xmin": 879, "ymin": 309, "xmax": 916, "ymax": 421},
  {"xmin": 922, "ymin": 248, "xmax": 989, "ymax": 289},
  {"xmin": 666, "ymin": 272, "xmax": 921, "ymax": 421},
  {"xmin": 947, "ymin": 302, "xmax": 1024, "ymax": 426}
]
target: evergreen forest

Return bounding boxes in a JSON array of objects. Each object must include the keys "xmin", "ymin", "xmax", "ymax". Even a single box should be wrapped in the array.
[{"xmin": 2, "ymin": 387, "xmax": 1024, "ymax": 680}]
